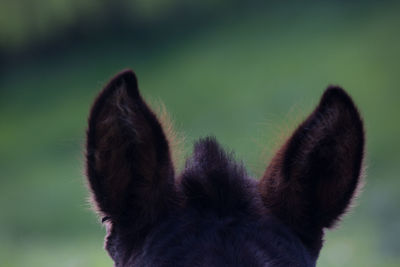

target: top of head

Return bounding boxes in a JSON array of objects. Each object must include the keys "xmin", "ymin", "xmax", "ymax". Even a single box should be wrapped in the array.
[{"xmin": 85, "ymin": 70, "xmax": 365, "ymax": 267}]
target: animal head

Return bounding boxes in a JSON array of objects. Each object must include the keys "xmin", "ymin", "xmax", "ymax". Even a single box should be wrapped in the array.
[{"xmin": 85, "ymin": 70, "xmax": 365, "ymax": 266}]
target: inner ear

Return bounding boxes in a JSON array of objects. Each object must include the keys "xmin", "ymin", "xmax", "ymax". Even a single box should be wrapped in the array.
[{"xmin": 259, "ymin": 87, "xmax": 365, "ymax": 251}]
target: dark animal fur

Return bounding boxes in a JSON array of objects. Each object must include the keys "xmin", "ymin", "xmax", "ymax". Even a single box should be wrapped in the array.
[{"xmin": 85, "ymin": 70, "xmax": 365, "ymax": 266}]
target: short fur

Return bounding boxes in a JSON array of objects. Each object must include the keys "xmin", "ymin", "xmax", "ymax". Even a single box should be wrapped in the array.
[{"xmin": 85, "ymin": 70, "xmax": 365, "ymax": 266}]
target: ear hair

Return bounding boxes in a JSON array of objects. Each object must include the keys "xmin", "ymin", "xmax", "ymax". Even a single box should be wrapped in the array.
[{"xmin": 152, "ymin": 100, "xmax": 186, "ymax": 172}]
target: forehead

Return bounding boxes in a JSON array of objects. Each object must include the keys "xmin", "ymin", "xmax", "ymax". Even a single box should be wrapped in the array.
[{"xmin": 129, "ymin": 212, "xmax": 315, "ymax": 267}]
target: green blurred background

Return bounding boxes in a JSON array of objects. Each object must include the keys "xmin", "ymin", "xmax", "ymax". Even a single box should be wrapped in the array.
[{"xmin": 1, "ymin": 0, "xmax": 399, "ymax": 266}]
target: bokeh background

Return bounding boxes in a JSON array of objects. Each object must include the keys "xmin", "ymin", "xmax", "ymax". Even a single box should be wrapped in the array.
[{"xmin": 1, "ymin": 0, "xmax": 399, "ymax": 266}]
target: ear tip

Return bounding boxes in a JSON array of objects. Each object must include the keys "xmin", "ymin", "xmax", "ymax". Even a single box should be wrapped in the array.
[
  {"xmin": 95, "ymin": 69, "xmax": 139, "ymax": 100},
  {"xmin": 115, "ymin": 69, "xmax": 137, "ymax": 82},
  {"xmin": 323, "ymin": 85, "xmax": 349, "ymax": 99},
  {"xmin": 321, "ymin": 85, "xmax": 358, "ymax": 110},
  {"xmin": 320, "ymin": 85, "xmax": 365, "ymax": 138},
  {"xmin": 112, "ymin": 68, "xmax": 138, "ymax": 87},
  {"xmin": 88, "ymin": 69, "xmax": 139, "ymax": 124}
]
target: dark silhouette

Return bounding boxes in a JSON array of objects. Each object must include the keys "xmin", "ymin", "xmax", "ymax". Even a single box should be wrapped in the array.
[{"xmin": 85, "ymin": 70, "xmax": 365, "ymax": 266}]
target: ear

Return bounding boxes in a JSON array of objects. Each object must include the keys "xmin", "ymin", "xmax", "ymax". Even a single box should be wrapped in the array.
[
  {"xmin": 85, "ymin": 70, "xmax": 176, "ymax": 229},
  {"xmin": 259, "ymin": 87, "xmax": 365, "ymax": 252}
]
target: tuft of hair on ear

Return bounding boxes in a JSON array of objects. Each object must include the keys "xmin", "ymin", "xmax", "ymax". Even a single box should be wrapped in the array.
[
  {"xmin": 150, "ymin": 99, "xmax": 186, "ymax": 173},
  {"xmin": 253, "ymin": 103, "xmax": 312, "ymax": 177},
  {"xmin": 259, "ymin": 86, "xmax": 365, "ymax": 253}
]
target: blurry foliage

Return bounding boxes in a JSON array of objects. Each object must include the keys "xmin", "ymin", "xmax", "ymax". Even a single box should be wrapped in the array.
[
  {"xmin": 0, "ymin": 0, "xmax": 98, "ymax": 49},
  {"xmin": 1, "ymin": 0, "xmax": 400, "ymax": 266},
  {"xmin": 0, "ymin": 0, "xmax": 225, "ymax": 52}
]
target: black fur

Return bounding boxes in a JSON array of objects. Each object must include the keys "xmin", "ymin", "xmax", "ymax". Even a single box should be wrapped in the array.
[{"xmin": 85, "ymin": 70, "xmax": 365, "ymax": 266}]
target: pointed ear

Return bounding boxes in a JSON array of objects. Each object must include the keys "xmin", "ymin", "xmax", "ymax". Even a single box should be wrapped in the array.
[
  {"xmin": 259, "ymin": 87, "xmax": 365, "ymax": 251},
  {"xmin": 85, "ymin": 70, "xmax": 176, "ymax": 228}
]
